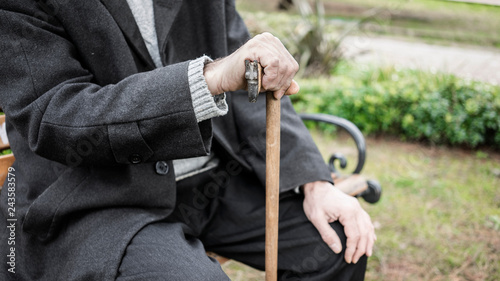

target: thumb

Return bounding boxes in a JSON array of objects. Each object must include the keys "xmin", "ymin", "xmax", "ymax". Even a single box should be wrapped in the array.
[
  {"xmin": 283, "ymin": 80, "xmax": 300, "ymax": 97},
  {"xmin": 311, "ymin": 217, "xmax": 343, "ymax": 254}
]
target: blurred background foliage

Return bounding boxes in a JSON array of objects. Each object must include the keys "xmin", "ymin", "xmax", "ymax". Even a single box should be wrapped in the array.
[
  {"xmin": 292, "ymin": 63, "xmax": 500, "ymax": 149},
  {"xmin": 240, "ymin": 0, "xmax": 500, "ymax": 150},
  {"xmin": 225, "ymin": 0, "xmax": 500, "ymax": 280}
]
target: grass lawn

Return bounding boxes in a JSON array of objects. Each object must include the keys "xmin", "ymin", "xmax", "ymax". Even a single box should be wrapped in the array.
[{"xmin": 222, "ymin": 132, "xmax": 500, "ymax": 280}]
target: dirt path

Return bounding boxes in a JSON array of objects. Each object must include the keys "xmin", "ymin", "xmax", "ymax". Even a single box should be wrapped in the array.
[
  {"xmin": 341, "ymin": 36, "xmax": 500, "ymax": 85},
  {"xmin": 449, "ymin": 0, "xmax": 500, "ymax": 6}
]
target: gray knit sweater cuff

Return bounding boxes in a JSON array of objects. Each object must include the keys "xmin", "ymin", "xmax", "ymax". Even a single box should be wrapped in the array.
[{"xmin": 188, "ymin": 56, "xmax": 228, "ymax": 123}]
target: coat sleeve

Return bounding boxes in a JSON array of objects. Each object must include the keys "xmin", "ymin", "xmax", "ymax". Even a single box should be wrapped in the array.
[
  {"xmin": 225, "ymin": 0, "xmax": 251, "ymax": 53},
  {"xmin": 0, "ymin": 6, "xmax": 212, "ymax": 166}
]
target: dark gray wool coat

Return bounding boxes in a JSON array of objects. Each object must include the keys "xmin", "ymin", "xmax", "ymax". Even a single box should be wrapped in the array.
[{"xmin": 0, "ymin": 0, "xmax": 331, "ymax": 280}]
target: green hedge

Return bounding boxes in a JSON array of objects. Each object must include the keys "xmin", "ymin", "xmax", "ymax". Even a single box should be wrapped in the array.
[{"xmin": 292, "ymin": 63, "xmax": 500, "ymax": 149}]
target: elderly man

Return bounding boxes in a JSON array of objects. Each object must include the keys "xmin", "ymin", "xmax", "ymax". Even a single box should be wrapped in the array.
[{"xmin": 0, "ymin": 1, "xmax": 375, "ymax": 280}]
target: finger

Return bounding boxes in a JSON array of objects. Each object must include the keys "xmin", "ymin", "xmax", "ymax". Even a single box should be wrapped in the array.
[
  {"xmin": 272, "ymin": 61, "xmax": 299, "ymax": 98},
  {"xmin": 274, "ymin": 63, "xmax": 290, "ymax": 97},
  {"xmin": 352, "ymin": 212, "xmax": 372, "ymax": 263},
  {"xmin": 279, "ymin": 55, "xmax": 299, "ymax": 96},
  {"xmin": 261, "ymin": 59, "xmax": 280, "ymax": 91},
  {"xmin": 352, "ymin": 234, "xmax": 367, "ymax": 264},
  {"xmin": 273, "ymin": 89, "xmax": 286, "ymax": 100},
  {"xmin": 342, "ymin": 220, "xmax": 360, "ymax": 264},
  {"xmin": 273, "ymin": 47, "xmax": 298, "ymax": 93},
  {"xmin": 310, "ymin": 216, "xmax": 343, "ymax": 254},
  {"xmin": 274, "ymin": 79, "xmax": 298, "ymax": 99},
  {"xmin": 366, "ymin": 230, "xmax": 375, "ymax": 257},
  {"xmin": 365, "ymin": 216, "xmax": 376, "ymax": 257}
]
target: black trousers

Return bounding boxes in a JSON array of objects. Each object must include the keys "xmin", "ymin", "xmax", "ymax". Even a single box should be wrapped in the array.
[{"xmin": 116, "ymin": 164, "xmax": 367, "ymax": 280}]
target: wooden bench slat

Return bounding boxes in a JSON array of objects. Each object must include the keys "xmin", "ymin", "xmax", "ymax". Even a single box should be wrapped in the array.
[
  {"xmin": 0, "ymin": 154, "xmax": 15, "ymax": 185},
  {"xmin": 206, "ymin": 251, "xmax": 230, "ymax": 265},
  {"xmin": 0, "ymin": 115, "xmax": 10, "ymax": 151},
  {"xmin": 0, "ymin": 115, "xmax": 14, "ymax": 185}
]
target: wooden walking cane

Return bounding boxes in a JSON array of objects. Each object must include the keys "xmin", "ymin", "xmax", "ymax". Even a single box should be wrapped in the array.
[{"xmin": 245, "ymin": 60, "xmax": 280, "ymax": 281}]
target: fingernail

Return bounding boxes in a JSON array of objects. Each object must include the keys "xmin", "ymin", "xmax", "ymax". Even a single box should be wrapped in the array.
[
  {"xmin": 345, "ymin": 256, "xmax": 352, "ymax": 264},
  {"xmin": 352, "ymin": 257, "xmax": 359, "ymax": 264},
  {"xmin": 329, "ymin": 243, "xmax": 341, "ymax": 254}
]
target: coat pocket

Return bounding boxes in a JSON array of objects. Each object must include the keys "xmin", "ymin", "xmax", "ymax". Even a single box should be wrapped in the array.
[{"xmin": 23, "ymin": 167, "xmax": 90, "ymax": 241}]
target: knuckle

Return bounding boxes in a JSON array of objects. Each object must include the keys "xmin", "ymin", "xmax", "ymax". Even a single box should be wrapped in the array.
[
  {"xmin": 246, "ymin": 40, "xmax": 259, "ymax": 51},
  {"xmin": 280, "ymin": 63, "xmax": 289, "ymax": 74},
  {"xmin": 348, "ymin": 195, "xmax": 359, "ymax": 204},
  {"xmin": 350, "ymin": 233, "xmax": 361, "ymax": 241},
  {"xmin": 262, "ymin": 32, "xmax": 273, "ymax": 39},
  {"xmin": 349, "ymin": 199, "xmax": 361, "ymax": 210},
  {"xmin": 369, "ymin": 223, "xmax": 375, "ymax": 232},
  {"xmin": 308, "ymin": 212, "xmax": 320, "ymax": 222},
  {"xmin": 308, "ymin": 212, "xmax": 323, "ymax": 224},
  {"xmin": 358, "ymin": 229, "xmax": 368, "ymax": 237},
  {"xmin": 266, "ymin": 70, "xmax": 278, "ymax": 80},
  {"xmin": 287, "ymin": 65, "xmax": 297, "ymax": 77},
  {"xmin": 345, "ymin": 246, "xmax": 356, "ymax": 255},
  {"xmin": 320, "ymin": 233, "xmax": 335, "ymax": 243}
]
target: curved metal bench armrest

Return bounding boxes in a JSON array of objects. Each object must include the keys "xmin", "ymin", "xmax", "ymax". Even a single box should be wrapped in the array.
[{"xmin": 299, "ymin": 113, "xmax": 366, "ymax": 174}]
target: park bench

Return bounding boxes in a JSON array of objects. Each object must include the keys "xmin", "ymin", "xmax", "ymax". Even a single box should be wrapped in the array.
[
  {"xmin": 0, "ymin": 115, "xmax": 15, "ymax": 185},
  {"xmin": 0, "ymin": 112, "xmax": 381, "ymax": 264}
]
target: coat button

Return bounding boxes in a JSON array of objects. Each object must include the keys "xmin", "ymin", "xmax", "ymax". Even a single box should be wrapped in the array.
[
  {"xmin": 129, "ymin": 154, "xmax": 142, "ymax": 164},
  {"xmin": 155, "ymin": 161, "xmax": 169, "ymax": 175}
]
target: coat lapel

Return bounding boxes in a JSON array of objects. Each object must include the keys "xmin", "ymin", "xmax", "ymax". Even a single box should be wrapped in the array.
[
  {"xmin": 153, "ymin": 0, "xmax": 183, "ymax": 65},
  {"xmin": 99, "ymin": 0, "xmax": 156, "ymax": 69}
]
